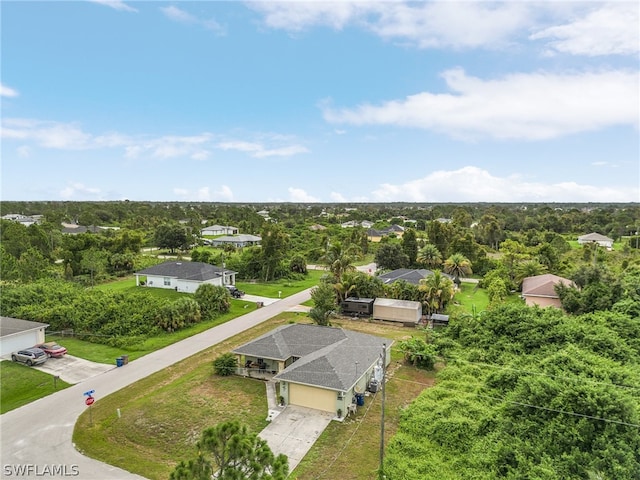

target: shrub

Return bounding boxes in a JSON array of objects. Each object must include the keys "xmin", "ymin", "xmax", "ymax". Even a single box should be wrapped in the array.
[{"xmin": 213, "ymin": 353, "xmax": 238, "ymax": 376}]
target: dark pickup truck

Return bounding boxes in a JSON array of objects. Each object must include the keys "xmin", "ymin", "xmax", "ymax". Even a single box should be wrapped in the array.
[{"xmin": 225, "ymin": 285, "xmax": 245, "ymax": 298}]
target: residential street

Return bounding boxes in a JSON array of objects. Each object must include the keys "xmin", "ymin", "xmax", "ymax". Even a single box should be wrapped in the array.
[{"xmin": 0, "ymin": 288, "xmax": 312, "ymax": 480}]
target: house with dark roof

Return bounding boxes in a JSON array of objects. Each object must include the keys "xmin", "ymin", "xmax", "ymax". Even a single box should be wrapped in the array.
[
  {"xmin": 232, "ymin": 324, "xmax": 392, "ymax": 414},
  {"xmin": 366, "ymin": 225, "xmax": 405, "ymax": 241},
  {"xmin": 1, "ymin": 317, "xmax": 49, "ymax": 357},
  {"xmin": 134, "ymin": 260, "xmax": 237, "ymax": 293},
  {"xmin": 578, "ymin": 232, "xmax": 614, "ymax": 249},
  {"xmin": 377, "ymin": 268, "xmax": 453, "ymax": 286},
  {"xmin": 521, "ymin": 273, "xmax": 574, "ymax": 308}
]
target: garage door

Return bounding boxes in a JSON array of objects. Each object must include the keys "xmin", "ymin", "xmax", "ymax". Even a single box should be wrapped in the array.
[
  {"xmin": 1, "ymin": 332, "xmax": 39, "ymax": 357},
  {"xmin": 289, "ymin": 384, "xmax": 336, "ymax": 412}
]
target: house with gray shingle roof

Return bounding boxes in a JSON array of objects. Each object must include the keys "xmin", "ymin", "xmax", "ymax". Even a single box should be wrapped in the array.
[
  {"xmin": 378, "ymin": 268, "xmax": 453, "ymax": 286},
  {"xmin": 577, "ymin": 232, "xmax": 614, "ymax": 249},
  {"xmin": 1, "ymin": 317, "xmax": 49, "ymax": 357},
  {"xmin": 134, "ymin": 260, "xmax": 237, "ymax": 293},
  {"xmin": 232, "ymin": 324, "xmax": 392, "ymax": 414},
  {"xmin": 210, "ymin": 234, "xmax": 261, "ymax": 248}
]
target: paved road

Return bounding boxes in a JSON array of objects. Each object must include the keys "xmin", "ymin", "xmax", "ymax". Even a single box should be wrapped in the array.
[{"xmin": 0, "ymin": 288, "xmax": 313, "ymax": 480}]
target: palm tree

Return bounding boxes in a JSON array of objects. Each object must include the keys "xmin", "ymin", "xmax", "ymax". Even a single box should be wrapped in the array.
[
  {"xmin": 444, "ymin": 253, "xmax": 472, "ymax": 287},
  {"xmin": 320, "ymin": 241, "xmax": 357, "ymax": 282},
  {"xmin": 417, "ymin": 243, "xmax": 443, "ymax": 270},
  {"xmin": 419, "ymin": 271, "xmax": 455, "ymax": 315},
  {"xmin": 515, "ymin": 260, "xmax": 548, "ymax": 286}
]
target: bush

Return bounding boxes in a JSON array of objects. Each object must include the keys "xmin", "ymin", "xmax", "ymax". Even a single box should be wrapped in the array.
[{"xmin": 213, "ymin": 353, "xmax": 238, "ymax": 376}]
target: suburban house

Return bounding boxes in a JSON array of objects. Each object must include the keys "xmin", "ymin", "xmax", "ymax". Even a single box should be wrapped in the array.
[
  {"xmin": 578, "ymin": 232, "xmax": 614, "ymax": 249},
  {"xmin": 232, "ymin": 324, "xmax": 392, "ymax": 415},
  {"xmin": 1, "ymin": 214, "xmax": 42, "ymax": 226},
  {"xmin": 135, "ymin": 260, "xmax": 237, "ymax": 293},
  {"xmin": 60, "ymin": 224, "xmax": 107, "ymax": 234},
  {"xmin": 0, "ymin": 317, "xmax": 48, "ymax": 357},
  {"xmin": 210, "ymin": 234, "xmax": 262, "ymax": 248},
  {"xmin": 521, "ymin": 273, "xmax": 574, "ymax": 308},
  {"xmin": 367, "ymin": 225, "xmax": 405, "ymax": 241},
  {"xmin": 340, "ymin": 220, "xmax": 374, "ymax": 228},
  {"xmin": 378, "ymin": 268, "xmax": 453, "ymax": 286},
  {"xmin": 201, "ymin": 225, "xmax": 239, "ymax": 236}
]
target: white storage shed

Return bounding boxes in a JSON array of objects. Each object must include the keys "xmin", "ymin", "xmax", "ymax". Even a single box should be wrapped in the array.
[{"xmin": 373, "ymin": 298, "xmax": 422, "ymax": 325}]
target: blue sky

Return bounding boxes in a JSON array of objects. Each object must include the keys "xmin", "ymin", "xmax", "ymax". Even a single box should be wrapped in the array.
[{"xmin": 2, "ymin": 1, "xmax": 639, "ymax": 203}]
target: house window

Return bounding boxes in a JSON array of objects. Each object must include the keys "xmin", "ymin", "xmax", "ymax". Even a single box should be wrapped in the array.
[{"xmin": 163, "ymin": 277, "xmax": 171, "ymax": 286}]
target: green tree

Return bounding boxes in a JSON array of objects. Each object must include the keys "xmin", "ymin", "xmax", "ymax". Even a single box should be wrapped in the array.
[
  {"xmin": 194, "ymin": 284, "xmax": 231, "ymax": 320},
  {"xmin": 375, "ymin": 243, "xmax": 409, "ymax": 271},
  {"xmin": 515, "ymin": 260, "xmax": 548, "ymax": 286},
  {"xmin": 81, "ymin": 247, "xmax": 108, "ymax": 287},
  {"xmin": 419, "ymin": 271, "xmax": 455, "ymax": 315},
  {"xmin": 289, "ymin": 254, "xmax": 307, "ymax": 274},
  {"xmin": 401, "ymin": 228, "xmax": 419, "ymax": 266},
  {"xmin": 321, "ymin": 241, "xmax": 357, "ymax": 282},
  {"xmin": 260, "ymin": 223, "xmax": 289, "ymax": 282},
  {"xmin": 443, "ymin": 253, "xmax": 472, "ymax": 287},
  {"xmin": 417, "ymin": 243, "xmax": 443, "ymax": 269},
  {"xmin": 154, "ymin": 224, "xmax": 189, "ymax": 254},
  {"xmin": 309, "ymin": 282, "xmax": 337, "ymax": 326},
  {"xmin": 171, "ymin": 421, "xmax": 288, "ymax": 480},
  {"xmin": 213, "ymin": 353, "xmax": 238, "ymax": 376}
]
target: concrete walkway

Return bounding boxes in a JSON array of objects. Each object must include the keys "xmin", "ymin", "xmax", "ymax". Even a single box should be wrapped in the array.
[{"xmin": 0, "ymin": 288, "xmax": 313, "ymax": 480}]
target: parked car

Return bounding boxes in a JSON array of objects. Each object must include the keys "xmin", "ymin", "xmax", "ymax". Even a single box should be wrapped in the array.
[
  {"xmin": 225, "ymin": 285, "xmax": 245, "ymax": 298},
  {"xmin": 34, "ymin": 341, "xmax": 68, "ymax": 358},
  {"xmin": 11, "ymin": 348, "xmax": 48, "ymax": 366}
]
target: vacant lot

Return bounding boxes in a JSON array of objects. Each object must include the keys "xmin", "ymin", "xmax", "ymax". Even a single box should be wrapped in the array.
[{"xmin": 73, "ymin": 314, "xmax": 435, "ymax": 479}]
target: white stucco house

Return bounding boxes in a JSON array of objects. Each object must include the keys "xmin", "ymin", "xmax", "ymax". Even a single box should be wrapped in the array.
[
  {"xmin": 0, "ymin": 317, "xmax": 49, "ymax": 357},
  {"xmin": 577, "ymin": 232, "xmax": 614, "ymax": 249},
  {"xmin": 201, "ymin": 225, "xmax": 239, "ymax": 236},
  {"xmin": 210, "ymin": 234, "xmax": 262, "ymax": 248},
  {"xmin": 135, "ymin": 261, "xmax": 237, "ymax": 293}
]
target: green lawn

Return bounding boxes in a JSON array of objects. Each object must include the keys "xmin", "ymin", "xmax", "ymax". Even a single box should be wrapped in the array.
[
  {"xmin": 236, "ymin": 269, "xmax": 324, "ymax": 297},
  {"xmin": 73, "ymin": 315, "xmax": 437, "ymax": 480},
  {"xmin": 0, "ymin": 361, "xmax": 72, "ymax": 414}
]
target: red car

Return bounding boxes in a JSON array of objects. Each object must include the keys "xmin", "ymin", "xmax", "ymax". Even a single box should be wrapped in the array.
[{"xmin": 34, "ymin": 342, "xmax": 67, "ymax": 358}]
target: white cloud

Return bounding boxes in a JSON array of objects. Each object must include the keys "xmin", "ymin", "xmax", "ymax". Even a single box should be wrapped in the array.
[
  {"xmin": 1, "ymin": 83, "xmax": 19, "ymax": 97},
  {"xmin": 217, "ymin": 140, "xmax": 308, "ymax": 157},
  {"xmin": 89, "ymin": 0, "xmax": 138, "ymax": 13},
  {"xmin": 530, "ymin": 3, "xmax": 639, "ymax": 56},
  {"xmin": 60, "ymin": 182, "xmax": 102, "ymax": 200},
  {"xmin": 323, "ymin": 68, "xmax": 639, "ymax": 140},
  {"xmin": 249, "ymin": 1, "xmax": 533, "ymax": 50},
  {"xmin": 173, "ymin": 185, "xmax": 234, "ymax": 201},
  {"xmin": 17, "ymin": 146, "xmax": 30, "ymax": 158},
  {"xmin": 330, "ymin": 191, "xmax": 347, "ymax": 202},
  {"xmin": 370, "ymin": 166, "xmax": 639, "ymax": 202},
  {"xmin": 160, "ymin": 5, "xmax": 226, "ymax": 34},
  {"xmin": 288, "ymin": 187, "xmax": 320, "ymax": 202}
]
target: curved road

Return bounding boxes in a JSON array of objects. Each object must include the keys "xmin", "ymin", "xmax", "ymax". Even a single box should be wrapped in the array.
[{"xmin": 0, "ymin": 289, "xmax": 313, "ymax": 480}]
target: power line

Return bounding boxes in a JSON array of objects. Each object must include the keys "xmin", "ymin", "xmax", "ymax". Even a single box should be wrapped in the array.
[{"xmin": 392, "ymin": 377, "xmax": 640, "ymax": 428}]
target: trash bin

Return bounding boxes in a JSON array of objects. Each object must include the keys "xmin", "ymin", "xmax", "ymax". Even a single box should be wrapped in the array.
[
  {"xmin": 116, "ymin": 356, "xmax": 124, "ymax": 367},
  {"xmin": 356, "ymin": 393, "xmax": 365, "ymax": 406},
  {"xmin": 121, "ymin": 355, "xmax": 129, "ymax": 365},
  {"xmin": 256, "ymin": 301, "xmax": 263, "ymax": 308}
]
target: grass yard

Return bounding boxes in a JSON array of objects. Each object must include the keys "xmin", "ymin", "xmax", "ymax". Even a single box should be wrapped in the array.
[
  {"xmin": 0, "ymin": 361, "xmax": 72, "ymax": 414},
  {"xmin": 236, "ymin": 269, "xmax": 324, "ymax": 297},
  {"xmin": 47, "ymin": 300, "xmax": 260, "ymax": 363},
  {"xmin": 73, "ymin": 314, "xmax": 436, "ymax": 480},
  {"xmin": 452, "ymin": 282, "xmax": 490, "ymax": 313}
]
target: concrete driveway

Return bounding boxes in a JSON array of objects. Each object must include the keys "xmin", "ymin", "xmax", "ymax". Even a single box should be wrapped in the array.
[
  {"xmin": 259, "ymin": 406, "xmax": 334, "ymax": 472},
  {"xmin": 33, "ymin": 355, "xmax": 115, "ymax": 384}
]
